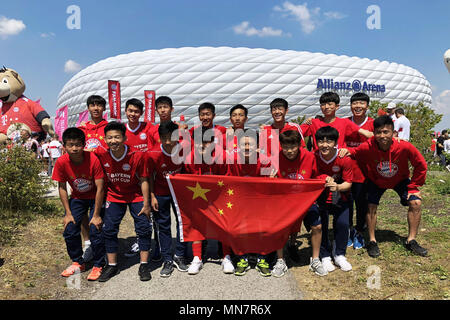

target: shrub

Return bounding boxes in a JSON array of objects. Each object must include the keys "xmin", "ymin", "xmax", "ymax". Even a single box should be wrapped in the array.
[{"xmin": 0, "ymin": 145, "xmax": 55, "ymax": 213}]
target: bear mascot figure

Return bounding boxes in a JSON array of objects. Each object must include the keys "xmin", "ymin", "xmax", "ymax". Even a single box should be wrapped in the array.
[{"xmin": 0, "ymin": 67, "xmax": 55, "ymax": 145}]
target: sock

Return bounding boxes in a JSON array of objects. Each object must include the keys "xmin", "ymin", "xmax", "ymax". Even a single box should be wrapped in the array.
[
  {"xmin": 108, "ymin": 263, "xmax": 117, "ymax": 266},
  {"xmin": 84, "ymin": 240, "xmax": 91, "ymax": 248},
  {"xmin": 140, "ymin": 261, "xmax": 148, "ymax": 264},
  {"xmin": 192, "ymin": 242, "xmax": 202, "ymax": 259}
]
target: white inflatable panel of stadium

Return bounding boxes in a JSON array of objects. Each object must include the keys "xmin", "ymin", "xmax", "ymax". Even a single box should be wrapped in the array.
[{"xmin": 57, "ymin": 47, "xmax": 432, "ymax": 127}]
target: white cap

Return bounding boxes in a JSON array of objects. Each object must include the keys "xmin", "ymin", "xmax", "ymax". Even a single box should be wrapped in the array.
[{"xmin": 387, "ymin": 102, "xmax": 396, "ymax": 110}]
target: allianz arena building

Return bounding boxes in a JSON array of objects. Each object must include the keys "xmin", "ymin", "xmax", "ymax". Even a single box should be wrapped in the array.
[{"xmin": 57, "ymin": 47, "xmax": 432, "ymax": 127}]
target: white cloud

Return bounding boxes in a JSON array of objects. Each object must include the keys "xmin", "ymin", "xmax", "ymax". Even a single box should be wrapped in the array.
[
  {"xmin": 274, "ymin": 2, "xmax": 319, "ymax": 34},
  {"xmin": 40, "ymin": 32, "xmax": 55, "ymax": 38},
  {"xmin": 274, "ymin": 2, "xmax": 346, "ymax": 34},
  {"xmin": 433, "ymin": 90, "xmax": 450, "ymax": 115},
  {"xmin": 0, "ymin": 16, "xmax": 26, "ymax": 39},
  {"xmin": 233, "ymin": 21, "xmax": 290, "ymax": 38},
  {"xmin": 324, "ymin": 11, "xmax": 347, "ymax": 19},
  {"xmin": 64, "ymin": 60, "xmax": 82, "ymax": 73}
]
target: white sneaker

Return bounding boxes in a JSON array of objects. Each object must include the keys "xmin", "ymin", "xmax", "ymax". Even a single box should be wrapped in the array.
[
  {"xmin": 188, "ymin": 256, "xmax": 203, "ymax": 275},
  {"xmin": 321, "ymin": 257, "xmax": 336, "ymax": 272},
  {"xmin": 221, "ymin": 255, "xmax": 235, "ymax": 274},
  {"xmin": 334, "ymin": 255, "xmax": 352, "ymax": 272},
  {"xmin": 271, "ymin": 258, "xmax": 288, "ymax": 277}
]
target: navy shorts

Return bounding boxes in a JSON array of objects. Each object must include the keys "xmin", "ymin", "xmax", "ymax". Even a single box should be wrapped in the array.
[
  {"xmin": 303, "ymin": 204, "xmax": 321, "ymax": 232},
  {"xmin": 367, "ymin": 179, "xmax": 422, "ymax": 206}
]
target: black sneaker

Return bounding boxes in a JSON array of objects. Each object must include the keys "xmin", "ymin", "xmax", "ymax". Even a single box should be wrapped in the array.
[
  {"xmin": 287, "ymin": 245, "xmax": 300, "ymax": 263},
  {"xmin": 160, "ymin": 261, "xmax": 174, "ymax": 277},
  {"xmin": 138, "ymin": 263, "xmax": 152, "ymax": 281},
  {"xmin": 405, "ymin": 240, "xmax": 428, "ymax": 257},
  {"xmin": 173, "ymin": 255, "xmax": 189, "ymax": 272},
  {"xmin": 98, "ymin": 264, "xmax": 119, "ymax": 282},
  {"xmin": 366, "ymin": 241, "xmax": 380, "ymax": 258}
]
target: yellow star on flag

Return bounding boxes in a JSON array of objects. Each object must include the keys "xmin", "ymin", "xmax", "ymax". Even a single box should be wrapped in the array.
[
  {"xmin": 187, "ymin": 182, "xmax": 211, "ymax": 201},
  {"xmin": 87, "ymin": 134, "xmax": 92, "ymax": 138},
  {"xmin": 301, "ymin": 170, "xmax": 306, "ymax": 175},
  {"xmin": 227, "ymin": 189, "xmax": 234, "ymax": 196},
  {"xmin": 218, "ymin": 209, "xmax": 224, "ymax": 215},
  {"xmin": 226, "ymin": 202, "xmax": 233, "ymax": 209},
  {"xmin": 217, "ymin": 180, "xmax": 224, "ymax": 187}
]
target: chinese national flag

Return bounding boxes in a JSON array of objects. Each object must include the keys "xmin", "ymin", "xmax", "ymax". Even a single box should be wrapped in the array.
[{"xmin": 167, "ymin": 174, "xmax": 325, "ymax": 255}]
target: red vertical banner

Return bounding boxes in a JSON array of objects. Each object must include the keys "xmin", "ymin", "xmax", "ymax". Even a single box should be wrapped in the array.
[
  {"xmin": 108, "ymin": 80, "xmax": 121, "ymax": 120},
  {"xmin": 144, "ymin": 90, "xmax": 155, "ymax": 123},
  {"xmin": 54, "ymin": 105, "xmax": 68, "ymax": 139}
]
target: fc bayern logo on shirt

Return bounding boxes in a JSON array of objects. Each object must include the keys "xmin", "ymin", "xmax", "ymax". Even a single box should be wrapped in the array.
[
  {"xmin": 85, "ymin": 138, "xmax": 101, "ymax": 149},
  {"xmin": 73, "ymin": 178, "xmax": 93, "ymax": 193},
  {"xmin": 140, "ymin": 133, "xmax": 147, "ymax": 140},
  {"xmin": 376, "ymin": 161, "xmax": 399, "ymax": 178},
  {"xmin": 122, "ymin": 163, "xmax": 131, "ymax": 171},
  {"xmin": 332, "ymin": 165, "xmax": 341, "ymax": 173},
  {"xmin": 288, "ymin": 173, "xmax": 304, "ymax": 180}
]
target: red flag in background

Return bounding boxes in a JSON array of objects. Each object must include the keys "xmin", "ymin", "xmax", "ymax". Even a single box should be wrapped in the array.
[
  {"xmin": 167, "ymin": 174, "xmax": 325, "ymax": 255},
  {"xmin": 108, "ymin": 80, "xmax": 121, "ymax": 120},
  {"xmin": 144, "ymin": 90, "xmax": 155, "ymax": 123}
]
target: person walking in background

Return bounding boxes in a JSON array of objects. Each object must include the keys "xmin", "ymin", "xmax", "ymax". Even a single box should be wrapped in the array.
[
  {"xmin": 48, "ymin": 135, "xmax": 63, "ymax": 175},
  {"xmin": 436, "ymin": 130, "xmax": 448, "ymax": 168},
  {"xmin": 386, "ymin": 102, "xmax": 397, "ymax": 122},
  {"xmin": 393, "ymin": 108, "xmax": 411, "ymax": 141}
]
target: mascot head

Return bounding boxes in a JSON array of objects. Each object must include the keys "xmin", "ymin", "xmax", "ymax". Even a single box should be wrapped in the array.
[{"xmin": 0, "ymin": 67, "xmax": 26, "ymax": 103}]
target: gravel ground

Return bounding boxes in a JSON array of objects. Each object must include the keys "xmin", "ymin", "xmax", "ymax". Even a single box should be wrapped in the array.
[{"xmin": 68, "ymin": 208, "xmax": 304, "ymax": 300}]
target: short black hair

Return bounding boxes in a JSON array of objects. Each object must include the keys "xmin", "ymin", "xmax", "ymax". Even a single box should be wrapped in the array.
[
  {"xmin": 104, "ymin": 121, "xmax": 126, "ymax": 136},
  {"xmin": 155, "ymin": 96, "xmax": 173, "ymax": 108},
  {"xmin": 442, "ymin": 130, "xmax": 448, "ymax": 135},
  {"xmin": 319, "ymin": 92, "xmax": 340, "ymax": 105},
  {"xmin": 394, "ymin": 107, "xmax": 405, "ymax": 115},
  {"xmin": 86, "ymin": 95, "xmax": 106, "ymax": 108},
  {"xmin": 238, "ymin": 128, "xmax": 259, "ymax": 144},
  {"xmin": 315, "ymin": 126, "xmax": 339, "ymax": 143},
  {"xmin": 373, "ymin": 115, "xmax": 394, "ymax": 131},
  {"xmin": 126, "ymin": 98, "xmax": 144, "ymax": 112},
  {"xmin": 158, "ymin": 121, "xmax": 179, "ymax": 137},
  {"xmin": 279, "ymin": 130, "xmax": 301, "ymax": 146},
  {"xmin": 350, "ymin": 92, "xmax": 370, "ymax": 105},
  {"xmin": 230, "ymin": 104, "xmax": 248, "ymax": 117},
  {"xmin": 270, "ymin": 98, "xmax": 288, "ymax": 110},
  {"xmin": 62, "ymin": 127, "xmax": 85, "ymax": 146},
  {"xmin": 198, "ymin": 102, "xmax": 215, "ymax": 114}
]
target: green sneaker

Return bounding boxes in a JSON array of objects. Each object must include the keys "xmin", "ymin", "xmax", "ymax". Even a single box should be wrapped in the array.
[
  {"xmin": 256, "ymin": 259, "xmax": 271, "ymax": 277},
  {"xmin": 234, "ymin": 258, "xmax": 250, "ymax": 276}
]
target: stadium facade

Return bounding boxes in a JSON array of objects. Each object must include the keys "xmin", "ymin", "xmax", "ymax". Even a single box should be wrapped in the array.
[{"xmin": 57, "ymin": 47, "xmax": 432, "ymax": 127}]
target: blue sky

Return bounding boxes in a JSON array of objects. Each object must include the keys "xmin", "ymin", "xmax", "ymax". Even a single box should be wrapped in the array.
[{"xmin": 1, "ymin": 0, "xmax": 449, "ymax": 130}]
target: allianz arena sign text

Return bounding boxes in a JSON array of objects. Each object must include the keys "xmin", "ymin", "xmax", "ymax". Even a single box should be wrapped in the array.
[{"xmin": 317, "ymin": 78, "xmax": 386, "ymax": 93}]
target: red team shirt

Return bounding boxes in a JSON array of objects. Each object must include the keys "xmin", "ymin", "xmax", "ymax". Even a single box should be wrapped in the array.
[
  {"xmin": 345, "ymin": 116, "xmax": 374, "ymax": 183},
  {"xmin": 227, "ymin": 154, "xmax": 265, "ymax": 177},
  {"xmin": 262, "ymin": 122, "xmax": 306, "ymax": 156},
  {"xmin": 277, "ymin": 148, "xmax": 322, "ymax": 180},
  {"xmin": 147, "ymin": 145, "xmax": 185, "ymax": 196},
  {"xmin": 184, "ymin": 151, "xmax": 227, "ymax": 176},
  {"xmin": 125, "ymin": 122, "xmax": 154, "ymax": 152},
  {"xmin": 348, "ymin": 138, "xmax": 427, "ymax": 193},
  {"xmin": 301, "ymin": 117, "xmax": 361, "ymax": 151},
  {"xmin": 51, "ymin": 151, "xmax": 104, "ymax": 200},
  {"xmin": 315, "ymin": 150, "xmax": 353, "ymax": 203},
  {"xmin": 95, "ymin": 145, "xmax": 148, "ymax": 203},
  {"xmin": 1, "ymin": 97, "xmax": 47, "ymax": 134},
  {"xmin": 79, "ymin": 120, "xmax": 109, "ymax": 150}
]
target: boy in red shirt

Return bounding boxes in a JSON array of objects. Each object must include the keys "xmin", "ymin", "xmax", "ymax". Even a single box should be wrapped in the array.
[
  {"xmin": 52, "ymin": 128, "xmax": 105, "ymax": 281},
  {"xmin": 148, "ymin": 121, "xmax": 190, "ymax": 277},
  {"xmin": 225, "ymin": 104, "xmax": 249, "ymax": 163},
  {"xmin": 123, "ymin": 98, "xmax": 156, "ymax": 257},
  {"xmin": 147, "ymin": 96, "xmax": 189, "ymax": 151},
  {"xmin": 226, "ymin": 130, "xmax": 273, "ymax": 277},
  {"xmin": 125, "ymin": 98, "xmax": 154, "ymax": 152},
  {"xmin": 184, "ymin": 126, "xmax": 231, "ymax": 275},
  {"xmin": 94, "ymin": 122, "xmax": 153, "ymax": 282},
  {"xmin": 260, "ymin": 98, "xmax": 306, "ymax": 157},
  {"xmin": 273, "ymin": 130, "xmax": 328, "ymax": 277},
  {"xmin": 340, "ymin": 115, "xmax": 428, "ymax": 258},
  {"xmin": 189, "ymin": 102, "xmax": 227, "ymax": 148},
  {"xmin": 78, "ymin": 95, "xmax": 109, "ymax": 151},
  {"xmin": 314, "ymin": 126, "xmax": 353, "ymax": 272},
  {"xmin": 300, "ymin": 92, "xmax": 373, "ymax": 151},
  {"xmin": 345, "ymin": 93, "xmax": 374, "ymax": 250}
]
